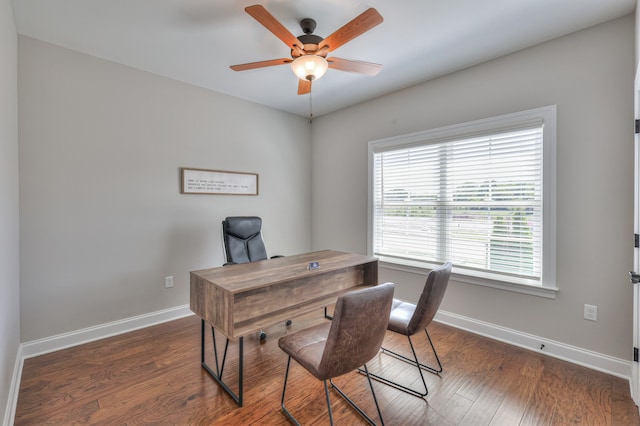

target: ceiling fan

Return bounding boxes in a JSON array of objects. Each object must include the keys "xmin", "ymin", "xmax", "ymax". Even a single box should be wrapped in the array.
[{"xmin": 230, "ymin": 4, "xmax": 383, "ymax": 95}]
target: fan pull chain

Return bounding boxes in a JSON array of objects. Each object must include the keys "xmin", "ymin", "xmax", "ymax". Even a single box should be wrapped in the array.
[{"xmin": 309, "ymin": 91, "xmax": 313, "ymax": 124}]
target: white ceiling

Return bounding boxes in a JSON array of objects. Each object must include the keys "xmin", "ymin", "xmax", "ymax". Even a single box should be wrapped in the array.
[{"xmin": 11, "ymin": 0, "xmax": 636, "ymax": 117}]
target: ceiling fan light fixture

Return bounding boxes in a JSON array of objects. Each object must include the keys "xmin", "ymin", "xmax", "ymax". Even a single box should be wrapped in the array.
[{"xmin": 291, "ymin": 55, "xmax": 328, "ymax": 81}]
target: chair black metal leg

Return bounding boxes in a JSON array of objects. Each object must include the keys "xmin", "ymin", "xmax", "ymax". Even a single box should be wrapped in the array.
[
  {"xmin": 281, "ymin": 359, "xmax": 383, "ymax": 425},
  {"xmin": 363, "ymin": 364, "xmax": 385, "ymax": 425},
  {"xmin": 281, "ymin": 356, "xmax": 301, "ymax": 425},
  {"xmin": 282, "ymin": 357, "xmax": 335, "ymax": 426},
  {"xmin": 323, "ymin": 380, "xmax": 334, "ymax": 426},
  {"xmin": 200, "ymin": 320, "xmax": 244, "ymax": 406},
  {"xmin": 382, "ymin": 328, "xmax": 443, "ymax": 374},
  {"xmin": 330, "ymin": 365, "xmax": 384, "ymax": 425},
  {"xmin": 360, "ymin": 327, "xmax": 441, "ymax": 398},
  {"xmin": 366, "ymin": 335, "xmax": 428, "ymax": 398}
]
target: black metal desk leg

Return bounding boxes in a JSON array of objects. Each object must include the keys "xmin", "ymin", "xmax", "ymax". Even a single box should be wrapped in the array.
[{"xmin": 200, "ymin": 319, "xmax": 244, "ymax": 406}]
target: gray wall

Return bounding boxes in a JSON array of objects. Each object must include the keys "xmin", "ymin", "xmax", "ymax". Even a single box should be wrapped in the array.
[
  {"xmin": 18, "ymin": 36, "xmax": 312, "ymax": 341},
  {"xmin": 0, "ymin": 0, "xmax": 19, "ymax": 423},
  {"xmin": 636, "ymin": 0, "xmax": 640, "ymax": 66},
  {"xmin": 311, "ymin": 15, "xmax": 635, "ymax": 360}
]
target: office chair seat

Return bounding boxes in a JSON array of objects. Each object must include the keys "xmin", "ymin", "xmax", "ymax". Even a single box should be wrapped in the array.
[{"xmin": 387, "ymin": 300, "xmax": 415, "ymax": 332}]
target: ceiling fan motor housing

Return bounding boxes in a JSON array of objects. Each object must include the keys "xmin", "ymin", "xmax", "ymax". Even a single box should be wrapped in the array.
[
  {"xmin": 296, "ymin": 34, "xmax": 323, "ymax": 52},
  {"xmin": 298, "ymin": 34, "xmax": 323, "ymax": 45},
  {"xmin": 300, "ymin": 18, "xmax": 317, "ymax": 34}
]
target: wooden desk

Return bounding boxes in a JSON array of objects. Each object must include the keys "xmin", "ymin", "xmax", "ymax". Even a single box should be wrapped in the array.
[
  {"xmin": 190, "ymin": 249, "xmax": 378, "ymax": 338},
  {"xmin": 190, "ymin": 250, "xmax": 378, "ymax": 405}
]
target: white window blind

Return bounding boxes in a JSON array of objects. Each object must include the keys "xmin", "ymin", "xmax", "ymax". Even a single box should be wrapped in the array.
[{"xmin": 369, "ymin": 106, "xmax": 557, "ymax": 293}]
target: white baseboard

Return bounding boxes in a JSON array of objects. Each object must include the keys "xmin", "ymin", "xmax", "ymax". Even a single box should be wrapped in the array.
[
  {"xmin": 4, "ymin": 304, "xmax": 194, "ymax": 426},
  {"xmin": 435, "ymin": 310, "xmax": 631, "ymax": 380},
  {"xmin": 3, "ymin": 345, "xmax": 23, "ymax": 426},
  {"xmin": 21, "ymin": 304, "xmax": 193, "ymax": 359}
]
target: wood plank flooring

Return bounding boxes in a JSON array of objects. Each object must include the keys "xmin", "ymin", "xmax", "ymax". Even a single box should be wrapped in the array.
[{"xmin": 14, "ymin": 311, "xmax": 640, "ymax": 425}]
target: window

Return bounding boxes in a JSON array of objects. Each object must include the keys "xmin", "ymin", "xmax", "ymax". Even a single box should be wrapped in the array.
[{"xmin": 368, "ymin": 106, "xmax": 557, "ymax": 297}]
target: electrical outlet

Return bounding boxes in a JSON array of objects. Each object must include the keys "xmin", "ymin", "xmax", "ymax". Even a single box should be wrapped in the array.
[
  {"xmin": 584, "ymin": 304, "xmax": 597, "ymax": 321},
  {"xmin": 165, "ymin": 276, "xmax": 174, "ymax": 288}
]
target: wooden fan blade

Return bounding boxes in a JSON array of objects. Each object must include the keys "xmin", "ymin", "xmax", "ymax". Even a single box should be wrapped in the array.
[
  {"xmin": 327, "ymin": 57, "xmax": 382, "ymax": 75},
  {"xmin": 298, "ymin": 79, "xmax": 311, "ymax": 95},
  {"xmin": 230, "ymin": 58, "xmax": 292, "ymax": 71},
  {"xmin": 317, "ymin": 8, "xmax": 383, "ymax": 52},
  {"xmin": 245, "ymin": 5, "xmax": 305, "ymax": 54}
]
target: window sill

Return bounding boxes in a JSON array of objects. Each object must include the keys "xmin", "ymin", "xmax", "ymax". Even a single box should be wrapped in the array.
[{"xmin": 378, "ymin": 257, "xmax": 558, "ymax": 299}]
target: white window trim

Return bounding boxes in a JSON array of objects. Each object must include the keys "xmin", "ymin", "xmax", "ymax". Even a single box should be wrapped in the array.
[{"xmin": 367, "ymin": 106, "xmax": 558, "ymax": 299}]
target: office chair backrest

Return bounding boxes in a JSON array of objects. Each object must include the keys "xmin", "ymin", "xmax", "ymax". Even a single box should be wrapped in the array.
[
  {"xmin": 317, "ymin": 282, "xmax": 395, "ymax": 380},
  {"xmin": 222, "ymin": 216, "xmax": 268, "ymax": 264},
  {"xmin": 407, "ymin": 262, "xmax": 452, "ymax": 335}
]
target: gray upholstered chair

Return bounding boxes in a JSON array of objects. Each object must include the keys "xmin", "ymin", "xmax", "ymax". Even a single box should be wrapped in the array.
[
  {"xmin": 367, "ymin": 261, "xmax": 452, "ymax": 398},
  {"xmin": 278, "ymin": 282, "xmax": 395, "ymax": 425}
]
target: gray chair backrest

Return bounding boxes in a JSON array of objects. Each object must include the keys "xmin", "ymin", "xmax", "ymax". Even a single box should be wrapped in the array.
[
  {"xmin": 317, "ymin": 282, "xmax": 395, "ymax": 380},
  {"xmin": 407, "ymin": 262, "xmax": 452, "ymax": 335},
  {"xmin": 222, "ymin": 216, "xmax": 268, "ymax": 264}
]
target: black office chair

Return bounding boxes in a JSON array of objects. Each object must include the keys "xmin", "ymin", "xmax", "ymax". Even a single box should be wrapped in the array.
[
  {"xmin": 221, "ymin": 216, "xmax": 288, "ymax": 339},
  {"xmin": 279, "ymin": 282, "xmax": 395, "ymax": 425},
  {"xmin": 364, "ymin": 261, "xmax": 452, "ymax": 398},
  {"xmin": 222, "ymin": 216, "xmax": 279, "ymax": 265}
]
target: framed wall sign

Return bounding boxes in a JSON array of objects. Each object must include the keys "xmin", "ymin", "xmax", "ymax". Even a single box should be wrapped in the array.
[{"xmin": 181, "ymin": 168, "xmax": 259, "ymax": 195}]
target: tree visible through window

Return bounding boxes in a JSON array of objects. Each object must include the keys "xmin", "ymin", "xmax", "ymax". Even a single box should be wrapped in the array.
[{"xmin": 369, "ymin": 106, "xmax": 556, "ymax": 291}]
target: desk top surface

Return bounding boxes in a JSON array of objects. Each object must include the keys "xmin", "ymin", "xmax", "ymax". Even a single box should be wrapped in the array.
[{"xmin": 191, "ymin": 250, "xmax": 377, "ymax": 293}]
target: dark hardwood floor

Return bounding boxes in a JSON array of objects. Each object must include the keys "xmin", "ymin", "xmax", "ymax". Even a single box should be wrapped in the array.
[{"xmin": 14, "ymin": 311, "xmax": 640, "ymax": 425}]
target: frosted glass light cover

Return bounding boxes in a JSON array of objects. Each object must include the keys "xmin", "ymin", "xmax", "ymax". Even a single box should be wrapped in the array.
[{"xmin": 291, "ymin": 55, "xmax": 328, "ymax": 81}]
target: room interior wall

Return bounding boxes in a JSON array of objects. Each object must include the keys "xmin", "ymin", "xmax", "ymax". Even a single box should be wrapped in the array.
[
  {"xmin": 0, "ymin": 0, "xmax": 19, "ymax": 423},
  {"xmin": 636, "ymin": 0, "xmax": 640, "ymax": 66},
  {"xmin": 311, "ymin": 15, "xmax": 634, "ymax": 360},
  {"xmin": 18, "ymin": 36, "xmax": 312, "ymax": 342}
]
